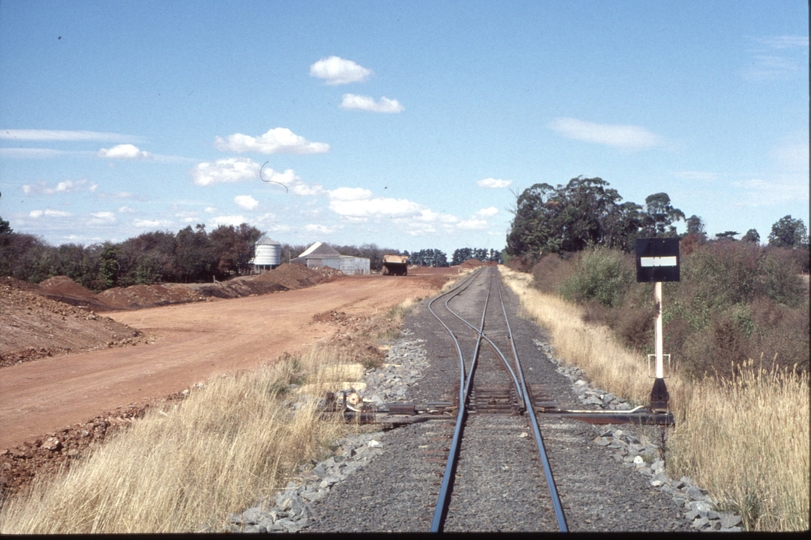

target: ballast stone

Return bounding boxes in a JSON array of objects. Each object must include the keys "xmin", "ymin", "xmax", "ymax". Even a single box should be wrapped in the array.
[{"xmin": 533, "ymin": 337, "xmax": 744, "ymax": 533}]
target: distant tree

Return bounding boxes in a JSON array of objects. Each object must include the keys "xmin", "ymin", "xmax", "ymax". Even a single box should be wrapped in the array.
[
  {"xmin": 768, "ymin": 215, "xmax": 808, "ymax": 248},
  {"xmin": 715, "ymin": 231, "xmax": 739, "ymax": 241},
  {"xmin": 174, "ymin": 224, "xmax": 215, "ymax": 282},
  {"xmin": 209, "ymin": 223, "xmax": 263, "ymax": 276},
  {"xmin": 98, "ymin": 243, "xmax": 120, "ymax": 289},
  {"xmin": 741, "ymin": 229, "xmax": 760, "ymax": 243},
  {"xmin": 452, "ymin": 247, "xmax": 473, "ymax": 265},
  {"xmin": 506, "ymin": 177, "xmax": 631, "ymax": 261},
  {"xmin": 0, "ymin": 193, "xmax": 11, "ymax": 235},
  {"xmin": 410, "ymin": 248, "xmax": 448, "ymax": 267},
  {"xmin": 601, "ymin": 201, "xmax": 645, "ymax": 252},
  {"xmin": 683, "ymin": 215, "xmax": 708, "ymax": 243},
  {"xmin": 641, "ymin": 192, "xmax": 685, "ymax": 237}
]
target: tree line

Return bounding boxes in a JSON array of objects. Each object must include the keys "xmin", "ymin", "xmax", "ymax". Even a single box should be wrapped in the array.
[
  {"xmin": 0, "ymin": 206, "xmax": 403, "ymax": 290},
  {"xmin": 0, "ymin": 222, "xmax": 265, "ymax": 291},
  {"xmin": 505, "ymin": 176, "xmax": 808, "ymax": 266}
]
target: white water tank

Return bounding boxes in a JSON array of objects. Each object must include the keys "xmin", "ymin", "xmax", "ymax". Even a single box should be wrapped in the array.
[{"xmin": 253, "ymin": 236, "xmax": 281, "ymax": 270}]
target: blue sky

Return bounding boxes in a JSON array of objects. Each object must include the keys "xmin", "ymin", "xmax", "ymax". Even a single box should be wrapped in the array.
[{"xmin": 1, "ymin": 0, "xmax": 807, "ymax": 255}]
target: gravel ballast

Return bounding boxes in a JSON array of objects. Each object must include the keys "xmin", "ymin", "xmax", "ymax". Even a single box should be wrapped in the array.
[{"xmin": 227, "ymin": 271, "xmax": 741, "ymax": 533}]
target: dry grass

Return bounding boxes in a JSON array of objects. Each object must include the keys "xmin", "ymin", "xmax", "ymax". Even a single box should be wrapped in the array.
[
  {"xmin": 500, "ymin": 266, "xmax": 809, "ymax": 532},
  {"xmin": 669, "ymin": 359, "xmax": 809, "ymax": 531},
  {"xmin": 500, "ymin": 266, "xmax": 685, "ymax": 408},
  {"xmin": 0, "ymin": 291, "xmax": 431, "ymax": 534},
  {"xmin": 0, "ymin": 345, "xmax": 363, "ymax": 534}
]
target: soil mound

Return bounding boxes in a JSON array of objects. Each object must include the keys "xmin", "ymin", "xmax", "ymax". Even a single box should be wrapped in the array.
[
  {"xmin": 460, "ymin": 258, "xmax": 485, "ymax": 269},
  {"xmin": 254, "ymin": 263, "xmax": 333, "ymax": 289},
  {"xmin": 1, "ymin": 276, "xmax": 42, "ymax": 293},
  {"xmin": 194, "ymin": 278, "xmax": 287, "ymax": 299},
  {"xmin": 39, "ymin": 276, "xmax": 95, "ymax": 298},
  {"xmin": 96, "ymin": 283, "xmax": 205, "ymax": 310},
  {"xmin": 0, "ymin": 283, "xmax": 148, "ymax": 367}
]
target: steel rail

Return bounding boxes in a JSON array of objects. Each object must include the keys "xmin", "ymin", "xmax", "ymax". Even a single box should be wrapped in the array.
[
  {"xmin": 426, "ymin": 268, "xmax": 483, "ymax": 405},
  {"xmin": 442, "ymin": 268, "xmax": 524, "ymax": 402},
  {"xmin": 428, "ymin": 267, "xmax": 491, "ymax": 533},
  {"xmin": 496, "ymin": 270, "xmax": 569, "ymax": 532}
]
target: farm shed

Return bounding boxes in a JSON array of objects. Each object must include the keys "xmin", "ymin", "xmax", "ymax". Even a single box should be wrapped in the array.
[
  {"xmin": 250, "ymin": 236, "xmax": 282, "ymax": 273},
  {"xmin": 291, "ymin": 242, "xmax": 370, "ymax": 275}
]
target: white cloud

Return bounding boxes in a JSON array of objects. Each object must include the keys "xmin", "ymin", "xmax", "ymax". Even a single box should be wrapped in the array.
[
  {"xmin": 729, "ymin": 176, "xmax": 809, "ymax": 207},
  {"xmin": 191, "ymin": 157, "xmax": 260, "ymax": 186},
  {"xmin": 741, "ymin": 36, "xmax": 808, "ymax": 82},
  {"xmin": 252, "ymin": 212, "xmax": 278, "ymax": 225},
  {"xmin": 174, "ymin": 210, "xmax": 200, "ymax": 223},
  {"xmin": 304, "ymin": 223, "xmax": 335, "ymax": 234},
  {"xmin": 97, "ymin": 144, "xmax": 152, "ymax": 159},
  {"xmin": 88, "ymin": 211, "xmax": 116, "ymax": 225},
  {"xmin": 309, "ymin": 56, "xmax": 372, "ymax": 85},
  {"xmin": 211, "ymin": 215, "xmax": 246, "ymax": 227},
  {"xmin": 457, "ymin": 219, "xmax": 488, "ymax": 230},
  {"xmin": 328, "ymin": 187, "xmax": 374, "ymax": 201},
  {"xmin": 477, "ymin": 178, "xmax": 512, "ymax": 189},
  {"xmin": 0, "ymin": 129, "xmax": 144, "ymax": 142},
  {"xmin": 22, "ymin": 179, "xmax": 98, "ymax": 195},
  {"xmin": 741, "ymin": 55, "xmax": 803, "ymax": 81},
  {"xmin": 756, "ymin": 35, "xmax": 809, "ymax": 49},
  {"xmin": 0, "ymin": 148, "xmax": 76, "ymax": 158},
  {"xmin": 98, "ymin": 191, "xmax": 134, "ymax": 199},
  {"xmin": 549, "ymin": 117, "xmax": 663, "ymax": 151},
  {"xmin": 340, "ymin": 94, "xmax": 404, "ymax": 113},
  {"xmin": 235, "ymin": 195, "xmax": 259, "ymax": 210},
  {"xmin": 414, "ymin": 209, "xmax": 458, "ymax": 224},
  {"xmin": 214, "ymin": 127, "xmax": 329, "ymax": 154},
  {"xmin": 475, "ymin": 207, "xmax": 499, "ymax": 218},
  {"xmin": 29, "ymin": 209, "xmax": 72, "ymax": 218},
  {"xmin": 329, "ymin": 196, "xmax": 425, "ymax": 220},
  {"xmin": 204, "ymin": 206, "xmax": 217, "ymax": 213},
  {"xmin": 118, "ymin": 206, "xmax": 135, "ymax": 213},
  {"xmin": 134, "ymin": 219, "xmax": 171, "ymax": 228}
]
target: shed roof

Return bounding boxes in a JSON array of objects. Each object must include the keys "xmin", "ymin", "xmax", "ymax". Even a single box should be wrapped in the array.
[
  {"xmin": 297, "ymin": 241, "xmax": 341, "ymax": 258},
  {"xmin": 255, "ymin": 235, "xmax": 281, "ymax": 246}
]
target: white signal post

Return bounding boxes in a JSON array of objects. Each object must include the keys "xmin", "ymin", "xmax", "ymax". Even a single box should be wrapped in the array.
[
  {"xmin": 635, "ymin": 238, "xmax": 679, "ymax": 413},
  {"xmin": 654, "ymin": 282, "xmax": 664, "ymax": 379}
]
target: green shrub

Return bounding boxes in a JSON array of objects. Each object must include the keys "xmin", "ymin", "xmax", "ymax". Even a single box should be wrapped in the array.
[
  {"xmin": 680, "ymin": 241, "xmax": 761, "ymax": 312},
  {"xmin": 758, "ymin": 248, "xmax": 804, "ymax": 307},
  {"xmin": 558, "ymin": 248, "xmax": 634, "ymax": 308}
]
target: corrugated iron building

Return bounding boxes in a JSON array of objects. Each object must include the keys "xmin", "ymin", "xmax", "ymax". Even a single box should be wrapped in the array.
[{"xmin": 291, "ymin": 242, "xmax": 370, "ymax": 275}]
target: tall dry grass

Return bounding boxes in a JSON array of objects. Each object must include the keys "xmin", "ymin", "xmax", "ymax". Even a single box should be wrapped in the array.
[
  {"xmin": 500, "ymin": 266, "xmax": 685, "ymax": 409},
  {"xmin": 500, "ymin": 266, "xmax": 809, "ymax": 531},
  {"xmin": 669, "ymin": 359, "xmax": 809, "ymax": 531},
  {"xmin": 0, "ymin": 345, "xmax": 361, "ymax": 533}
]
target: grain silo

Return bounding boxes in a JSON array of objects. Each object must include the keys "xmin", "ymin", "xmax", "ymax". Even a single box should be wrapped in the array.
[{"xmin": 252, "ymin": 236, "xmax": 282, "ymax": 273}]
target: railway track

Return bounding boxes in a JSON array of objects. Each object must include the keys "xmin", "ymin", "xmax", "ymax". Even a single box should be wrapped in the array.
[
  {"xmin": 305, "ymin": 265, "xmax": 681, "ymax": 532},
  {"xmin": 427, "ymin": 266, "xmax": 568, "ymax": 533}
]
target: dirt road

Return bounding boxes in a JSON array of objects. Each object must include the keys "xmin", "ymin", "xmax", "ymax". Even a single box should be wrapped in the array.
[{"xmin": 0, "ymin": 271, "xmax": 451, "ymax": 451}]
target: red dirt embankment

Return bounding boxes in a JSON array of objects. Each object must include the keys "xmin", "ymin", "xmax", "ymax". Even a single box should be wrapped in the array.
[
  {"xmin": 0, "ymin": 264, "xmax": 336, "ymax": 367},
  {"xmin": 0, "ymin": 266, "xmax": 456, "ymax": 498},
  {"xmin": 0, "ymin": 277, "xmax": 149, "ymax": 368}
]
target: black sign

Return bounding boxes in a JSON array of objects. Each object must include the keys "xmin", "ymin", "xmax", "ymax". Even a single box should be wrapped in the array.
[{"xmin": 635, "ymin": 238, "xmax": 680, "ymax": 282}]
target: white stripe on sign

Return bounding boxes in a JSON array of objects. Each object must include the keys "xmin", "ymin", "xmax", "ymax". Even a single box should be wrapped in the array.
[{"xmin": 640, "ymin": 256, "xmax": 677, "ymax": 267}]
